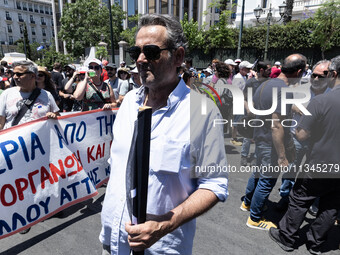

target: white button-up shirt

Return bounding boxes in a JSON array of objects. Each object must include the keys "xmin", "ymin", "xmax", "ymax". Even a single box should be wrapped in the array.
[{"xmin": 99, "ymin": 79, "xmax": 228, "ymax": 255}]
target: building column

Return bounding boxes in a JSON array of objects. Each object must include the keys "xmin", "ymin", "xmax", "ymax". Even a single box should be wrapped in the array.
[
  {"xmin": 118, "ymin": 40, "xmax": 128, "ymax": 64},
  {"xmin": 179, "ymin": 0, "xmax": 184, "ymax": 20},
  {"xmin": 123, "ymin": 0, "xmax": 128, "ymax": 29},
  {"xmin": 188, "ymin": 0, "xmax": 193, "ymax": 20},
  {"xmin": 51, "ymin": 0, "xmax": 59, "ymax": 52},
  {"xmin": 168, "ymin": 0, "xmax": 172, "ymax": 15},
  {"xmin": 198, "ymin": 0, "xmax": 203, "ymax": 27}
]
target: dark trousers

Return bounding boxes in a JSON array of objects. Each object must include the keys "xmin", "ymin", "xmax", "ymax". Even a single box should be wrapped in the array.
[{"xmin": 278, "ymin": 173, "xmax": 340, "ymax": 249}]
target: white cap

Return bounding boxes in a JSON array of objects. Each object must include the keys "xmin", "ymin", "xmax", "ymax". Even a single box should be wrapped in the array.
[
  {"xmin": 224, "ymin": 59, "xmax": 237, "ymax": 66},
  {"xmin": 235, "ymin": 59, "xmax": 242, "ymax": 63},
  {"xmin": 274, "ymin": 61, "xmax": 281, "ymax": 66},
  {"xmin": 88, "ymin": 58, "xmax": 102, "ymax": 66},
  {"xmin": 130, "ymin": 67, "xmax": 138, "ymax": 74},
  {"xmin": 78, "ymin": 66, "xmax": 88, "ymax": 74},
  {"xmin": 203, "ymin": 67, "xmax": 213, "ymax": 74},
  {"xmin": 239, "ymin": 61, "xmax": 253, "ymax": 69}
]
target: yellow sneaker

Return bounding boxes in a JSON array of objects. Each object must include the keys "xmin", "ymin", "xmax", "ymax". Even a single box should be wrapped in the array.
[
  {"xmin": 240, "ymin": 201, "xmax": 250, "ymax": 211},
  {"xmin": 246, "ymin": 217, "xmax": 277, "ymax": 231},
  {"xmin": 230, "ymin": 138, "xmax": 243, "ymax": 146}
]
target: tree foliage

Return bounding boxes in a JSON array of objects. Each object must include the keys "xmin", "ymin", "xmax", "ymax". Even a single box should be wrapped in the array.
[
  {"xmin": 36, "ymin": 43, "xmax": 73, "ymax": 70},
  {"xmin": 311, "ymin": 0, "xmax": 340, "ymax": 58},
  {"xmin": 59, "ymin": 0, "xmax": 125, "ymax": 58},
  {"xmin": 120, "ymin": 15, "xmax": 139, "ymax": 47},
  {"xmin": 96, "ymin": 45, "xmax": 108, "ymax": 60},
  {"xmin": 180, "ymin": 13, "xmax": 205, "ymax": 53}
]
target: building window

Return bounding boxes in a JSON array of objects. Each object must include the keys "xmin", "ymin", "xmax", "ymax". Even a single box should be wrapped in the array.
[
  {"xmin": 17, "ymin": 1, "xmax": 21, "ymax": 9},
  {"xmin": 41, "ymin": 17, "xmax": 46, "ymax": 25},
  {"xmin": 9, "ymin": 36, "xmax": 14, "ymax": 45},
  {"xmin": 32, "ymin": 38, "xmax": 36, "ymax": 43},
  {"xmin": 261, "ymin": 0, "xmax": 267, "ymax": 8},
  {"xmin": 7, "ymin": 24, "xmax": 12, "ymax": 33},
  {"xmin": 20, "ymin": 24, "xmax": 24, "ymax": 33},
  {"xmin": 4, "ymin": 0, "xmax": 8, "ymax": 5},
  {"xmin": 18, "ymin": 13, "xmax": 24, "ymax": 22},
  {"xmin": 45, "ymin": 6, "xmax": 49, "ymax": 14},
  {"xmin": 42, "ymin": 28, "xmax": 46, "ymax": 36},
  {"xmin": 28, "ymin": 3, "xmax": 33, "ymax": 12},
  {"xmin": 30, "ymin": 15, "xmax": 35, "ymax": 24},
  {"xmin": 215, "ymin": 7, "xmax": 220, "ymax": 13},
  {"xmin": 31, "ymin": 27, "xmax": 35, "ymax": 35},
  {"xmin": 22, "ymin": 2, "xmax": 27, "ymax": 10},
  {"xmin": 50, "ymin": 7, "xmax": 52, "ymax": 15},
  {"xmin": 51, "ymin": 19, "xmax": 54, "ymax": 26},
  {"xmin": 40, "ymin": 5, "xmax": 44, "ymax": 13},
  {"xmin": 5, "ymin": 11, "xmax": 12, "ymax": 20},
  {"xmin": 34, "ymin": 4, "xmax": 38, "ymax": 12}
]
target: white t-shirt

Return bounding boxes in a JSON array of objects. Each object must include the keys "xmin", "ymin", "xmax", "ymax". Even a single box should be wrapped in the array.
[
  {"xmin": 232, "ymin": 72, "xmax": 247, "ymax": 91},
  {"xmin": 0, "ymin": 87, "xmax": 59, "ymax": 129}
]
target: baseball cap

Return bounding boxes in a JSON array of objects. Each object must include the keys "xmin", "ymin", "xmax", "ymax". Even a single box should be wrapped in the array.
[
  {"xmin": 224, "ymin": 59, "xmax": 237, "ymax": 66},
  {"xmin": 239, "ymin": 61, "xmax": 253, "ymax": 69},
  {"xmin": 235, "ymin": 59, "xmax": 242, "ymax": 63},
  {"xmin": 203, "ymin": 67, "xmax": 213, "ymax": 74},
  {"xmin": 78, "ymin": 66, "xmax": 88, "ymax": 74},
  {"xmin": 88, "ymin": 58, "xmax": 102, "ymax": 66},
  {"xmin": 106, "ymin": 63, "xmax": 117, "ymax": 69},
  {"xmin": 274, "ymin": 61, "xmax": 281, "ymax": 66},
  {"xmin": 130, "ymin": 67, "xmax": 138, "ymax": 74},
  {"xmin": 120, "ymin": 61, "xmax": 126, "ymax": 65},
  {"xmin": 65, "ymin": 64, "xmax": 76, "ymax": 70}
]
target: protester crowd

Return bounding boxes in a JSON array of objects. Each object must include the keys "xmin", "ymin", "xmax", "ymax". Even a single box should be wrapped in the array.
[{"xmin": 0, "ymin": 13, "xmax": 339, "ymax": 255}]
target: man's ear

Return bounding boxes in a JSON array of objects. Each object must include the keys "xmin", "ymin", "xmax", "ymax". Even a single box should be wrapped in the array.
[{"xmin": 173, "ymin": 47, "xmax": 185, "ymax": 68}]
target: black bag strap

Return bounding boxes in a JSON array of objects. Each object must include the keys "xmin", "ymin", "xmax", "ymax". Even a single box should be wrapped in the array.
[
  {"xmin": 12, "ymin": 88, "xmax": 41, "ymax": 126},
  {"xmin": 88, "ymin": 82, "xmax": 107, "ymax": 104}
]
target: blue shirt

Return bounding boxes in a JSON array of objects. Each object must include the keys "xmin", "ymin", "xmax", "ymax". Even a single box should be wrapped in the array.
[{"xmin": 99, "ymin": 79, "xmax": 228, "ymax": 255}]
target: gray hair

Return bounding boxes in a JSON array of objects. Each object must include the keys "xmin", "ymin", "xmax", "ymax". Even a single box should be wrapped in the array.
[
  {"xmin": 12, "ymin": 60, "xmax": 38, "ymax": 75},
  {"xmin": 137, "ymin": 14, "xmax": 187, "ymax": 52},
  {"xmin": 312, "ymin": 60, "xmax": 330, "ymax": 72},
  {"xmin": 329, "ymin": 55, "xmax": 340, "ymax": 73}
]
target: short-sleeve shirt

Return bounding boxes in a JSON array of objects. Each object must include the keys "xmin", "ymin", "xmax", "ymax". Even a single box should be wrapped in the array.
[
  {"xmin": 0, "ymin": 87, "xmax": 59, "ymax": 129},
  {"xmin": 298, "ymin": 85, "xmax": 340, "ymax": 167},
  {"xmin": 253, "ymin": 78, "xmax": 293, "ymax": 145},
  {"xmin": 105, "ymin": 78, "xmax": 128, "ymax": 99}
]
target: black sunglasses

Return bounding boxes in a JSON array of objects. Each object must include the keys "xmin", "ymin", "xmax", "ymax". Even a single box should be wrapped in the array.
[
  {"xmin": 128, "ymin": 45, "xmax": 172, "ymax": 62},
  {"xmin": 88, "ymin": 65, "xmax": 101, "ymax": 71},
  {"xmin": 311, "ymin": 71, "xmax": 329, "ymax": 79},
  {"xmin": 14, "ymin": 72, "xmax": 31, "ymax": 77},
  {"xmin": 37, "ymin": 73, "xmax": 45, "ymax": 77}
]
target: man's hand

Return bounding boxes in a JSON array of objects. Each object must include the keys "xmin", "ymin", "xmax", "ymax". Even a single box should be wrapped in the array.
[
  {"xmin": 278, "ymin": 157, "xmax": 289, "ymax": 167},
  {"xmin": 46, "ymin": 112, "xmax": 60, "ymax": 119},
  {"xmin": 125, "ymin": 213, "xmax": 172, "ymax": 251}
]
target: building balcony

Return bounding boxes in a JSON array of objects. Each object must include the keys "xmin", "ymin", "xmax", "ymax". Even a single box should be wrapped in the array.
[
  {"xmin": 8, "ymin": 29, "xmax": 12, "ymax": 33},
  {"xmin": 30, "ymin": 20, "xmax": 35, "ymax": 24},
  {"xmin": 18, "ymin": 18, "xmax": 25, "ymax": 22},
  {"xmin": 42, "ymin": 33, "xmax": 46, "ymax": 37},
  {"xmin": 32, "ymin": 32, "xmax": 36, "ymax": 35},
  {"xmin": 29, "ymin": 8, "xmax": 33, "ymax": 12},
  {"xmin": 41, "ymin": 22, "xmax": 46, "ymax": 26},
  {"xmin": 17, "ymin": 6, "xmax": 21, "ymax": 10},
  {"xmin": 6, "ymin": 16, "xmax": 12, "ymax": 21},
  {"xmin": 23, "ymin": 7, "xmax": 27, "ymax": 11}
]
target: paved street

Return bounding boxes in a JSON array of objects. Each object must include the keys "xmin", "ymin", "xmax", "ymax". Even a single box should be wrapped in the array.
[{"xmin": 0, "ymin": 137, "xmax": 339, "ymax": 255}]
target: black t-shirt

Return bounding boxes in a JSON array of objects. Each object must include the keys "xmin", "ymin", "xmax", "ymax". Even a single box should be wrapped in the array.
[
  {"xmin": 51, "ymin": 71, "xmax": 63, "ymax": 91},
  {"xmin": 298, "ymin": 85, "xmax": 340, "ymax": 168},
  {"xmin": 244, "ymin": 77, "xmax": 268, "ymax": 100},
  {"xmin": 252, "ymin": 78, "xmax": 293, "ymax": 145}
]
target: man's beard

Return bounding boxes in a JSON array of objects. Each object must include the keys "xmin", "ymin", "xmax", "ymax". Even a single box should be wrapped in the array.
[{"xmin": 311, "ymin": 79, "xmax": 329, "ymax": 92}]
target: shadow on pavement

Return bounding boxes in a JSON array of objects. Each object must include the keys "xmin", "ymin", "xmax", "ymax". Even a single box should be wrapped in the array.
[{"xmin": 0, "ymin": 194, "xmax": 105, "ymax": 255}]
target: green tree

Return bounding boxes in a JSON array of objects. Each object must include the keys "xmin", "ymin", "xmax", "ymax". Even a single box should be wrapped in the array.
[
  {"xmin": 96, "ymin": 45, "xmax": 108, "ymax": 60},
  {"xmin": 36, "ymin": 43, "xmax": 73, "ymax": 70},
  {"xmin": 205, "ymin": 10, "xmax": 235, "ymax": 52},
  {"xmin": 59, "ymin": 0, "xmax": 125, "ymax": 58},
  {"xmin": 180, "ymin": 13, "xmax": 205, "ymax": 53},
  {"xmin": 311, "ymin": 0, "xmax": 340, "ymax": 58},
  {"xmin": 120, "ymin": 15, "xmax": 139, "ymax": 47}
]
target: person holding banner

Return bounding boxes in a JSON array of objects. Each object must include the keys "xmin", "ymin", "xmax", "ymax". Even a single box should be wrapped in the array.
[
  {"xmin": 72, "ymin": 58, "xmax": 117, "ymax": 111},
  {"xmin": 100, "ymin": 14, "xmax": 229, "ymax": 255},
  {"xmin": 0, "ymin": 60, "xmax": 59, "ymax": 130}
]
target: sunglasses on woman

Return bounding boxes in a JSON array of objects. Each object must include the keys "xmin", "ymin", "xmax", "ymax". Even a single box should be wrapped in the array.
[
  {"xmin": 128, "ymin": 45, "xmax": 172, "ymax": 62},
  {"xmin": 38, "ymin": 73, "xmax": 45, "ymax": 77},
  {"xmin": 88, "ymin": 65, "xmax": 101, "ymax": 71}
]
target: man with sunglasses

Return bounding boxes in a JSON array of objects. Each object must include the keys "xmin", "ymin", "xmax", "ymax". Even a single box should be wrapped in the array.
[
  {"xmin": 100, "ymin": 14, "xmax": 228, "ymax": 255},
  {"xmin": 0, "ymin": 60, "xmax": 59, "ymax": 130},
  {"xmin": 269, "ymin": 56, "xmax": 340, "ymax": 254},
  {"xmin": 276, "ymin": 60, "xmax": 331, "ymax": 213},
  {"xmin": 104, "ymin": 63, "xmax": 128, "ymax": 105}
]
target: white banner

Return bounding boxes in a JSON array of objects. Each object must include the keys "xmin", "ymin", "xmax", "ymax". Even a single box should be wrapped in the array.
[{"xmin": 0, "ymin": 109, "xmax": 117, "ymax": 239}]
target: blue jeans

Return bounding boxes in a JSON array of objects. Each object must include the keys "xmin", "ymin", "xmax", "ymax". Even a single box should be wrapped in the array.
[
  {"xmin": 241, "ymin": 138, "xmax": 252, "ymax": 157},
  {"xmin": 280, "ymin": 135, "xmax": 310, "ymax": 198},
  {"xmin": 244, "ymin": 143, "xmax": 280, "ymax": 221}
]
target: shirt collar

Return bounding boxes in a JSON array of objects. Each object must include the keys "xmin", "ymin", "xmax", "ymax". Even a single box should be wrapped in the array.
[{"xmin": 135, "ymin": 78, "xmax": 189, "ymax": 110}]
